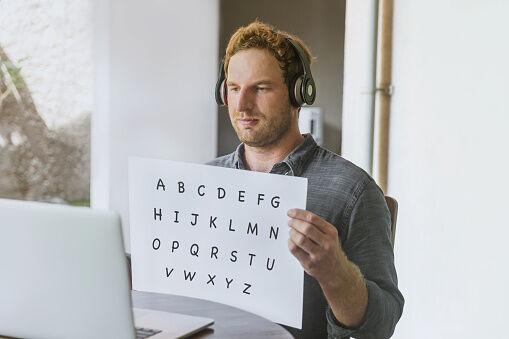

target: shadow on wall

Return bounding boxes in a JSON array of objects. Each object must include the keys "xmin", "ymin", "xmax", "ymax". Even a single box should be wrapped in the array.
[{"xmin": 0, "ymin": 46, "xmax": 90, "ymax": 203}]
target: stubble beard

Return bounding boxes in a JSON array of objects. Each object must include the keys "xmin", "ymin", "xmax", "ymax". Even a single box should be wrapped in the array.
[{"xmin": 234, "ymin": 106, "xmax": 294, "ymax": 148}]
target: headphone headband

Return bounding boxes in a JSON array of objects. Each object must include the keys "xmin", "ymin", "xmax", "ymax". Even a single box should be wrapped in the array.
[{"xmin": 285, "ymin": 38, "xmax": 312, "ymax": 78}]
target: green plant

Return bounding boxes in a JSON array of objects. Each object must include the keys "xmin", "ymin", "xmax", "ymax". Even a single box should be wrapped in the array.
[
  {"xmin": 0, "ymin": 57, "xmax": 26, "ymax": 88},
  {"xmin": 0, "ymin": 56, "xmax": 27, "ymax": 108}
]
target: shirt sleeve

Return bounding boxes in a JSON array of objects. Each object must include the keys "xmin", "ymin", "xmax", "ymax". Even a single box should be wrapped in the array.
[{"xmin": 326, "ymin": 179, "xmax": 404, "ymax": 339}]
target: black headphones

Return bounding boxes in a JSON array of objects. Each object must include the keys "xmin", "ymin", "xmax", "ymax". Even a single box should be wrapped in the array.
[{"xmin": 215, "ymin": 36, "xmax": 316, "ymax": 107}]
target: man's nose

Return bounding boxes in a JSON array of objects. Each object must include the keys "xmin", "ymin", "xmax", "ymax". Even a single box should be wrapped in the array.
[{"xmin": 236, "ymin": 88, "xmax": 253, "ymax": 112}]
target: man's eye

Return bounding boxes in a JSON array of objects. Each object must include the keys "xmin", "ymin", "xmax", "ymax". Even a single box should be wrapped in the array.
[
  {"xmin": 256, "ymin": 87, "xmax": 269, "ymax": 91},
  {"xmin": 229, "ymin": 87, "xmax": 240, "ymax": 92}
]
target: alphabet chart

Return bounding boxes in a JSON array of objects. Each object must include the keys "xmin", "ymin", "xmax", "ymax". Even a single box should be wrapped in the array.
[{"xmin": 128, "ymin": 157, "xmax": 307, "ymax": 328}]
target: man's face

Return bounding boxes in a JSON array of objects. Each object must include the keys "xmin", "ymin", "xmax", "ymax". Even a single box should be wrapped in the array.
[{"xmin": 226, "ymin": 48, "xmax": 297, "ymax": 148}]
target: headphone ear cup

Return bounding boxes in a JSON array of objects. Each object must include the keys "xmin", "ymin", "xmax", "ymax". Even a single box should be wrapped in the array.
[
  {"xmin": 221, "ymin": 80, "xmax": 228, "ymax": 106},
  {"xmin": 215, "ymin": 59, "xmax": 228, "ymax": 106},
  {"xmin": 215, "ymin": 78, "xmax": 228, "ymax": 106},
  {"xmin": 302, "ymin": 75, "xmax": 316, "ymax": 105},
  {"xmin": 290, "ymin": 75, "xmax": 304, "ymax": 107}
]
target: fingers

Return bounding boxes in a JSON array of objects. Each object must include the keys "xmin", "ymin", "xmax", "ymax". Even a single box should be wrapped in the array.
[
  {"xmin": 287, "ymin": 208, "xmax": 335, "ymax": 235},
  {"xmin": 289, "ymin": 227, "xmax": 320, "ymax": 255},
  {"xmin": 288, "ymin": 237, "xmax": 310, "ymax": 267},
  {"xmin": 288, "ymin": 217, "xmax": 324, "ymax": 246}
]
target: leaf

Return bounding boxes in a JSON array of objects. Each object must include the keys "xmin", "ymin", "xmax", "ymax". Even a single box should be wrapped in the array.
[
  {"xmin": 12, "ymin": 78, "xmax": 25, "ymax": 88},
  {"xmin": 4, "ymin": 61, "xmax": 16, "ymax": 70}
]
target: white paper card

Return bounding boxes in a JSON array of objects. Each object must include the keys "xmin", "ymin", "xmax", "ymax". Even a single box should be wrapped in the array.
[{"xmin": 128, "ymin": 157, "xmax": 307, "ymax": 328}]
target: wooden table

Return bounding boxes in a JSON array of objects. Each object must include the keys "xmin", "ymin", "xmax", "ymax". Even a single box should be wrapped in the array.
[{"xmin": 132, "ymin": 290, "xmax": 293, "ymax": 338}]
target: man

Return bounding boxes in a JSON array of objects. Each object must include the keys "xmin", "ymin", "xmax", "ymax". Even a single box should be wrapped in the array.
[{"xmin": 208, "ymin": 21, "xmax": 403, "ymax": 339}]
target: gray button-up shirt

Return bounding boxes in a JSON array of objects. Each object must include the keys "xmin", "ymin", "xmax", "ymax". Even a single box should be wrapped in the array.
[{"xmin": 207, "ymin": 134, "xmax": 404, "ymax": 339}]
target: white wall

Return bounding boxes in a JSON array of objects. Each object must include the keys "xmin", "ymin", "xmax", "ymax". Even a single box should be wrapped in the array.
[
  {"xmin": 92, "ymin": 0, "xmax": 218, "ymax": 250},
  {"xmin": 343, "ymin": 1, "xmax": 509, "ymax": 337},
  {"xmin": 390, "ymin": 2, "xmax": 509, "ymax": 337}
]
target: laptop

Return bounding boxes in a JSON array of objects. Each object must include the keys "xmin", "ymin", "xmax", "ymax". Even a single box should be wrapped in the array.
[{"xmin": 0, "ymin": 198, "xmax": 214, "ymax": 339}]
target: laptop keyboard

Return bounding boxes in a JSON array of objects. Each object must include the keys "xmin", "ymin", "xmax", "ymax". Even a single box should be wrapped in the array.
[{"xmin": 135, "ymin": 326, "xmax": 162, "ymax": 339}]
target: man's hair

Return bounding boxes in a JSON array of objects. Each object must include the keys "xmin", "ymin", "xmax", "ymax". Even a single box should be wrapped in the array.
[{"xmin": 224, "ymin": 21, "xmax": 314, "ymax": 90}]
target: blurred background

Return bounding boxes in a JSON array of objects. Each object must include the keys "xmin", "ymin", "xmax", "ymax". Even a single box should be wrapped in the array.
[
  {"xmin": 1, "ymin": 0, "xmax": 508, "ymax": 337},
  {"xmin": 0, "ymin": 0, "xmax": 92, "ymax": 204}
]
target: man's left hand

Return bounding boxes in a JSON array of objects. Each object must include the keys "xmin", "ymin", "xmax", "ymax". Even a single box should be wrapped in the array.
[
  {"xmin": 287, "ymin": 208, "xmax": 368, "ymax": 327},
  {"xmin": 287, "ymin": 208, "xmax": 346, "ymax": 284}
]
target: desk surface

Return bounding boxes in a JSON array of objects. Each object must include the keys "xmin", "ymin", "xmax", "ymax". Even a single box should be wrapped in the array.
[
  {"xmin": 0, "ymin": 292, "xmax": 292, "ymax": 339},
  {"xmin": 132, "ymin": 290, "xmax": 293, "ymax": 339}
]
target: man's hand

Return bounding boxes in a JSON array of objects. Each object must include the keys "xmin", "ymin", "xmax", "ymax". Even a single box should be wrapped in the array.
[
  {"xmin": 287, "ymin": 208, "xmax": 345, "ymax": 282},
  {"xmin": 287, "ymin": 208, "xmax": 368, "ymax": 328}
]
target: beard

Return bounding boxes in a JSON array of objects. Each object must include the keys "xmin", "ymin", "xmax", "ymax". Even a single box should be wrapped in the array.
[{"xmin": 232, "ymin": 106, "xmax": 294, "ymax": 148}]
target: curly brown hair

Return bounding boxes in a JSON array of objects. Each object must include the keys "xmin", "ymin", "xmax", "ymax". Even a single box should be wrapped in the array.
[{"xmin": 224, "ymin": 21, "xmax": 314, "ymax": 90}]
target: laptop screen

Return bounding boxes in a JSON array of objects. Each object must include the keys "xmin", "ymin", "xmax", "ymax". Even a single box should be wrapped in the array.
[{"xmin": 0, "ymin": 199, "xmax": 136, "ymax": 339}]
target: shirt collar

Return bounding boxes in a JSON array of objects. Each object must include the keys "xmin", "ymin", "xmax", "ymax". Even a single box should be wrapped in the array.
[
  {"xmin": 233, "ymin": 142, "xmax": 246, "ymax": 170},
  {"xmin": 233, "ymin": 133, "xmax": 318, "ymax": 176}
]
